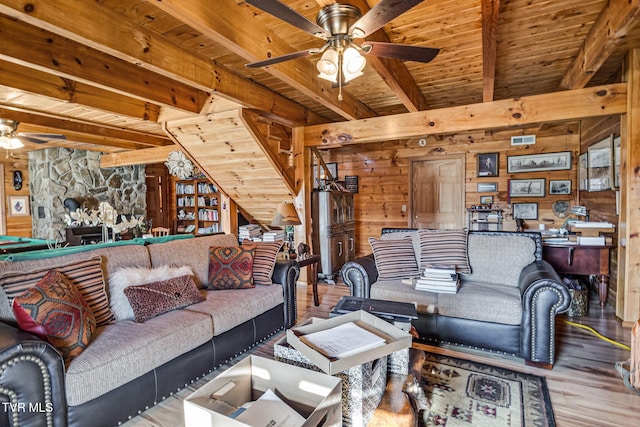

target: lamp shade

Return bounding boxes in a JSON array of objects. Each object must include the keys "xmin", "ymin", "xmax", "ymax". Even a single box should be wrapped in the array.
[{"xmin": 271, "ymin": 202, "xmax": 301, "ymax": 226}]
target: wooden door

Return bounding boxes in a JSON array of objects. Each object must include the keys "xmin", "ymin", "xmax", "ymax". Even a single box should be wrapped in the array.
[
  {"xmin": 411, "ymin": 156, "xmax": 465, "ymax": 229},
  {"xmin": 145, "ymin": 164, "xmax": 170, "ymax": 229}
]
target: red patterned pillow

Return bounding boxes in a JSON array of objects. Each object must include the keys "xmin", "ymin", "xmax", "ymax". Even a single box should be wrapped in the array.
[
  {"xmin": 123, "ymin": 275, "xmax": 204, "ymax": 323},
  {"xmin": 13, "ymin": 270, "xmax": 96, "ymax": 366},
  {"xmin": 207, "ymin": 246, "xmax": 255, "ymax": 290},
  {"xmin": 242, "ymin": 240, "xmax": 283, "ymax": 286}
]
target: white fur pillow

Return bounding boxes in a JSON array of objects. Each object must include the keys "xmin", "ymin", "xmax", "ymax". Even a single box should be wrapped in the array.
[{"xmin": 109, "ymin": 265, "xmax": 194, "ymax": 321}]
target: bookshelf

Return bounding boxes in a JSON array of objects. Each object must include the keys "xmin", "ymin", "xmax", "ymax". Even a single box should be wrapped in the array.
[{"xmin": 175, "ymin": 178, "xmax": 221, "ymax": 235}]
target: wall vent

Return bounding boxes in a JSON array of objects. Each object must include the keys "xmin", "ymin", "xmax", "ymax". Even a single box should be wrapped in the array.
[{"xmin": 511, "ymin": 135, "xmax": 536, "ymax": 145}]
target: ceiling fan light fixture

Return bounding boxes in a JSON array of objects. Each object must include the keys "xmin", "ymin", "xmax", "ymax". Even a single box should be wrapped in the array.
[
  {"xmin": 342, "ymin": 46, "xmax": 366, "ymax": 81},
  {"xmin": 317, "ymin": 48, "xmax": 339, "ymax": 82},
  {"xmin": 0, "ymin": 135, "xmax": 24, "ymax": 150}
]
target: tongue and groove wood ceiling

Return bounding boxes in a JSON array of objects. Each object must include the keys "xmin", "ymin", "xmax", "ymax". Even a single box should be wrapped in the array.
[{"xmin": 0, "ymin": 0, "xmax": 639, "ymax": 222}]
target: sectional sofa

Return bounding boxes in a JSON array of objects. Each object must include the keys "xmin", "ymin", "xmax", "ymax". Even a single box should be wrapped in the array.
[
  {"xmin": 0, "ymin": 233, "xmax": 299, "ymax": 427},
  {"xmin": 341, "ymin": 228, "xmax": 571, "ymax": 368}
]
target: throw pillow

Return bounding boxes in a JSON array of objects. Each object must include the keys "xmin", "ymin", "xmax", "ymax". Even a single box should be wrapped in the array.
[
  {"xmin": 123, "ymin": 275, "xmax": 204, "ymax": 323},
  {"xmin": 418, "ymin": 229, "xmax": 471, "ymax": 274},
  {"xmin": 108, "ymin": 265, "xmax": 194, "ymax": 322},
  {"xmin": 0, "ymin": 257, "xmax": 115, "ymax": 326},
  {"xmin": 369, "ymin": 237, "xmax": 420, "ymax": 280},
  {"xmin": 207, "ymin": 246, "xmax": 255, "ymax": 290},
  {"xmin": 241, "ymin": 240, "xmax": 283, "ymax": 286},
  {"xmin": 13, "ymin": 270, "xmax": 96, "ymax": 366}
]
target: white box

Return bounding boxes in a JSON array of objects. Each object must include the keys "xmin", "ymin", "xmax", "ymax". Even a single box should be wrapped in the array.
[
  {"xmin": 184, "ymin": 355, "xmax": 342, "ymax": 427},
  {"xmin": 286, "ymin": 310, "xmax": 412, "ymax": 375}
]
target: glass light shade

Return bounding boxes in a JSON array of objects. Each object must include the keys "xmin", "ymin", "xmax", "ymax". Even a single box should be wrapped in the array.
[
  {"xmin": 0, "ymin": 135, "xmax": 24, "ymax": 149},
  {"xmin": 317, "ymin": 49, "xmax": 339, "ymax": 82},
  {"xmin": 342, "ymin": 47, "xmax": 365, "ymax": 82}
]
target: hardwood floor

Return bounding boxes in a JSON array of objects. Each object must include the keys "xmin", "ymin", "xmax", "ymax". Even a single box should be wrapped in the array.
[{"xmin": 296, "ymin": 280, "xmax": 639, "ymax": 427}]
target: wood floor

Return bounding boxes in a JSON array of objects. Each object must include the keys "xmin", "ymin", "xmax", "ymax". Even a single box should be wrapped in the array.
[{"xmin": 300, "ymin": 280, "xmax": 639, "ymax": 427}]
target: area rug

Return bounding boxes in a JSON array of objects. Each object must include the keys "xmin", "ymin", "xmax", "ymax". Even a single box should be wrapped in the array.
[{"xmin": 414, "ymin": 352, "xmax": 555, "ymax": 427}]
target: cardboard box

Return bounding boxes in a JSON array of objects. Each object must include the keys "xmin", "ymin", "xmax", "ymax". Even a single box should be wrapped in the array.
[
  {"xmin": 184, "ymin": 355, "xmax": 342, "ymax": 427},
  {"xmin": 286, "ymin": 310, "xmax": 412, "ymax": 375}
]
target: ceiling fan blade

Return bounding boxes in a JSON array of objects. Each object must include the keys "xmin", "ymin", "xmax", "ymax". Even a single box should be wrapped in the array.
[
  {"xmin": 350, "ymin": 0, "xmax": 424, "ymax": 38},
  {"xmin": 18, "ymin": 133, "xmax": 67, "ymax": 144},
  {"xmin": 245, "ymin": 0, "xmax": 329, "ymax": 38},
  {"xmin": 363, "ymin": 42, "xmax": 439, "ymax": 63},
  {"xmin": 246, "ymin": 49, "xmax": 314, "ymax": 68}
]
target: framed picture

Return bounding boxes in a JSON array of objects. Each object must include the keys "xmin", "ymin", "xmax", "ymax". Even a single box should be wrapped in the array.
[
  {"xmin": 578, "ymin": 152, "xmax": 588, "ymax": 191},
  {"xmin": 513, "ymin": 202, "xmax": 538, "ymax": 220},
  {"xmin": 588, "ymin": 135, "xmax": 613, "ymax": 191},
  {"xmin": 480, "ymin": 195, "xmax": 493, "ymax": 205},
  {"xmin": 549, "ymin": 180, "xmax": 571, "ymax": 195},
  {"xmin": 509, "ymin": 178, "xmax": 546, "ymax": 197},
  {"xmin": 477, "ymin": 182, "xmax": 497, "ymax": 192},
  {"xmin": 8, "ymin": 196, "xmax": 29, "ymax": 217},
  {"xmin": 507, "ymin": 151, "xmax": 571, "ymax": 173},
  {"xmin": 613, "ymin": 135, "xmax": 621, "ymax": 188},
  {"xmin": 477, "ymin": 153, "xmax": 499, "ymax": 177}
]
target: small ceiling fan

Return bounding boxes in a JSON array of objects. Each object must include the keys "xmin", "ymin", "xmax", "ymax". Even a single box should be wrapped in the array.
[
  {"xmin": 244, "ymin": 0, "xmax": 439, "ymax": 98},
  {"xmin": 0, "ymin": 118, "xmax": 67, "ymax": 149}
]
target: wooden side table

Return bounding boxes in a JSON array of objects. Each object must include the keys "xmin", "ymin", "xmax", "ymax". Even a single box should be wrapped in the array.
[
  {"xmin": 542, "ymin": 243, "xmax": 612, "ymax": 308},
  {"xmin": 297, "ymin": 254, "xmax": 321, "ymax": 306}
]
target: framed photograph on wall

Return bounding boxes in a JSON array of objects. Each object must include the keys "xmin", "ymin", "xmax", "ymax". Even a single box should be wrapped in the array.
[
  {"xmin": 549, "ymin": 180, "xmax": 571, "ymax": 195},
  {"xmin": 480, "ymin": 195, "xmax": 493, "ymax": 205},
  {"xmin": 578, "ymin": 152, "xmax": 588, "ymax": 191},
  {"xmin": 8, "ymin": 195, "xmax": 29, "ymax": 216},
  {"xmin": 588, "ymin": 135, "xmax": 613, "ymax": 191},
  {"xmin": 477, "ymin": 182, "xmax": 497, "ymax": 192},
  {"xmin": 506, "ymin": 151, "xmax": 571, "ymax": 173},
  {"xmin": 477, "ymin": 153, "xmax": 499, "ymax": 177},
  {"xmin": 512, "ymin": 202, "xmax": 538, "ymax": 220},
  {"xmin": 509, "ymin": 178, "xmax": 546, "ymax": 197}
]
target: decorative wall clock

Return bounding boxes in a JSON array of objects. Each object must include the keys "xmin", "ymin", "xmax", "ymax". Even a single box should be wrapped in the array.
[{"xmin": 552, "ymin": 200, "xmax": 570, "ymax": 218}]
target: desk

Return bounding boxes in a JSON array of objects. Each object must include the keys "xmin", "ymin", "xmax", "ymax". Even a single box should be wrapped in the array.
[
  {"xmin": 542, "ymin": 243, "xmax": 612, "ymax": 308},
  {"xmin": 297, "ymin": 254, "xmax": 321, "ymax": 306}
]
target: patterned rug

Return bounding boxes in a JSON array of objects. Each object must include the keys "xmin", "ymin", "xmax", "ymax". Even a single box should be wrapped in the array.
[{"xmin": 415, "ymin": 353, "xmax": 555, "ymax": 427}]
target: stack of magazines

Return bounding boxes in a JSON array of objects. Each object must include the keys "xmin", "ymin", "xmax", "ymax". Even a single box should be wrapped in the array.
[{"xmin": 414, "ymin": 265, "xmax": 460, "ymax": 293}]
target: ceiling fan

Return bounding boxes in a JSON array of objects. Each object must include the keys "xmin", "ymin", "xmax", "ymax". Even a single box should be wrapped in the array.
[
  {"xmin": 0, "ymin": 118, "xmax": 67, "ymax": 150},
  {"xmin": 244, "ymin": 0, "xmax": 439, "ymax": 99}
]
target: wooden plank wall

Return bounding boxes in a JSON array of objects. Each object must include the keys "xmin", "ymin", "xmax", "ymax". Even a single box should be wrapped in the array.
[
  {"xmin": 2, "ymin": 153, "xmax": 32, "ymax": 237},
  {"xmin": 321, "ymin": 122, "xmax": 581, "ymax": 257},
  {"xmin": 579, "ymin": 114, "xmax": 620, "ymax": 304}
]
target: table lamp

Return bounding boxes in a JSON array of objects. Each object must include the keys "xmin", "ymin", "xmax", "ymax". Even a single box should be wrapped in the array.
[{"xmin": 271, "ymin": 202, "xmax": 301, "ymax": 252}]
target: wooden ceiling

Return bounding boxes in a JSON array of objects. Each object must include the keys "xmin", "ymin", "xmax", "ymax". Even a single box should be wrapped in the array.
[{"xmin": 0, "ymin": 0, "xmax": 639, "ymax": 155}]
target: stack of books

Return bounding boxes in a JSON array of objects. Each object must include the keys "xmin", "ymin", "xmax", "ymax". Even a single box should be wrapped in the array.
[
  {"xmin": 414, "ymin": 265, "xmax": 460, "ymax": 293},
  {"xmin": 262, "ymin": 230, "xmax": 286, "ymax": 242},
  {"xmin": 238, "ymin": 224, "xmax": 262, "ymax": 241}
]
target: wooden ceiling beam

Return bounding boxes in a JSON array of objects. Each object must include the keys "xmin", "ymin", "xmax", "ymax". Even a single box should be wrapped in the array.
[
  {"xmin": 100, "ymin": 145, "xmax": 178, "ymax": 168},
  {"xmin": 0, "ymin": 59, "xmax": 161, "ymax": 122},
  {"xmin": 482, "ymin": 0, "xmax": 500, "ymax": 102},
  {"xmin": 0, "ymin": 107, "xmax": 171, "ymax": 148},
  {"xmin": 0, "ymin": 13, "xmax": 208, "ymax": 114},
  {"xmin": 0, "ymin": 0, "xmax": 321, "ymax": 127},
  {"xmin": 149, "ymin": 0, "xmax": 377, "ymax": 121},
  {"xmin": 559, "ymin": 0, "xmax": 640, "ymax": 90},
  {"xmin": 304, "ymin": 83, "xmax": 627, "ymax": 146}
]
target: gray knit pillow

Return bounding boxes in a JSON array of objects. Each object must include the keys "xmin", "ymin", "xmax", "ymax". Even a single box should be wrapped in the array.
[{"xmin": 369, "ymin": 237, "xmax": 420, "ymax": 280}]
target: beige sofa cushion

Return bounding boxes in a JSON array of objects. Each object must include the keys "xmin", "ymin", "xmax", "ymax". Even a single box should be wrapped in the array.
[
  {"xmin": 437, "ymin": 282, "xmax": 522, "ymax": 325},
  {"xmin": 462, "ymin": 233, "xmax": 536, "ymax": 287},
  {"xmin": 185, "ymin": 285, "xmax": 283, "ymax": 336},
  {"xmin": 371, "ymin": 279, "xmax": 437, "ymax": 314},
  {"xmin": 147, "ymin": 234, "xmax": 239, "ymax": 287},
  {"xmin": 65, "ymin": 308, "xmax": 212, "ymax": 406}
]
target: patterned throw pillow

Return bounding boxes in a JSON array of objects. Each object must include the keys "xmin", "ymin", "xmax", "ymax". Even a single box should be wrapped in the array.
[
  {"xmin": 207, "ymin": 246, "xmax": 255, "ymax": 290},
  {"xmin": 13, "ymin": 270, "xmax": 96, "ymax": 366},
  {"xmin": 369, "ymin": 237, "xmax": 420, "ymax": 280},
  {"xmin": 0, "ymin": 257, "xmax": 115, "ymax": 326},
  {"xmin": 418, "ymin": 229, "xmax": 471, "ymax": 274},
  {"xmin": 124, "ymin": 275, "xmax": 204, "ymax": 323},
  {"xmin": 241, "ymin": 240, "xmax": 283, "ymax": 286}
]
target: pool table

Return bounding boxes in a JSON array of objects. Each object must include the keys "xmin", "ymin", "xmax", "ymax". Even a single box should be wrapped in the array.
[{"xmin": 0, "ymin": 236, "xmax": 56, "ymax": 254}]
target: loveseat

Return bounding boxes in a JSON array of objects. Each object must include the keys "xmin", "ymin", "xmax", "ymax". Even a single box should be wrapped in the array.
[
  {"xmin": 0, "ymin": 233, "xmax": 299, "ymax": 427},
  {"xmin": 341, "ymin": 228, "xmax": 571, "ymax": 368}
]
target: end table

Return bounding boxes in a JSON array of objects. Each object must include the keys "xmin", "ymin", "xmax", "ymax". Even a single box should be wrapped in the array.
[{"xmin": 297, "ymin": 254, "xmax": 321, "ymax": 306}]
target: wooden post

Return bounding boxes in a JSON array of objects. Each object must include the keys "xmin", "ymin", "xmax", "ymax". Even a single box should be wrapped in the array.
[{"xmin": 617, "ymin": 48, "xmax": 640, "ymax": 326}]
